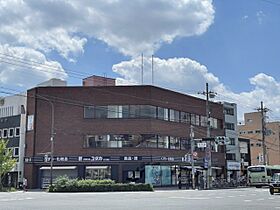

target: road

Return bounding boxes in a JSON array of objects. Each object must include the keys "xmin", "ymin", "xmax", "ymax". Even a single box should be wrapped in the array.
[{"xmin": 0, "ymin": 187, "xmax": 279, "ymax": 210}]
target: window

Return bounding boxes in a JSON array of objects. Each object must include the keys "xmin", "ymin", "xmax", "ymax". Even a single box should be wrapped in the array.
[
  {"xmin": 164, "ymin": 108, "xmax": 169, "ymax": 121},
  {"xmin": 255, "ymin": 130, "xmax": 261, "ymax": 134},
  {"xmin": 142, "ymin": 134, "xmax": 157, "ymax": 148},
  {"xmin": 86, "ymin": 166, "xmax": 111, "ymax": 180},
  {"xmin": 226, "ymin": 153, "xmax": 236, "ymax": 161},
  {"xmin": 140, "ymin": 105, "xmax": 156, "ymax": 118},
  {"xmin": 0, "ymin": 129, "xmax": 2, "ymax": 138},
  {"xmin": 210, "ymin": 118, "xmax": 218, "ymax": 129},
  {"xmin": 8, "ymin": 128, "xmax": 14, "ymax": 138},
  {"xmin": 200, "ymin": 116, "xmax": 207, "ymax": 127},
  {"xmin": 158, "ymin": 136, "xmax": 169, "ymax": 149},
  {"xmin": 229, "ymin": 138, "xmax": 235, "ymax": 145},
  {"xmin": 190, "ymin": 114, "xmax": 196, "ymax": 125},
  {"xmin": 170, "ymin": 109, "xmax": 179, "ymax": 122},
  {"xmin": 122, "ymin": 105, "xmax": 129, "ymax": 118},
  {"xmin": 195, "ymin": 115, "xmax": 200, "ymax": 126},
  {"xmin": 107, "ymin": 105, "xmax": 119, "ymax": 118},
  {"xmin": 180, "ymin": 112, "xmax": 190, "ymax": 123},
  {"xmin": 95, "ymin": 106, "xmax": 108, "ymax": 118},
  {"xmin": 170, "ymin": 137, "xmax": 180, "ymax": 149},
  {"xmin": 157, "ymin": 107, "xmax": 164, "ymax": 120},
  {"xmin": 13, "ymin": 147, "xmax": 19, "ymax": 157},
  {"xmin": 250, "ymin": 143, "xmax": 254, "ymax": 147},
  {"xmin": 225, "ymin": 122, "xmax": 235, "ymax": 130},
  {"xmin": 84, "ymin": 106, "xmax": 94, "ymax": 118},
  {"xmin": 15, "ymin": 127, "xmax": 20, "ymax": 137},
  {"xmin": 224, "ymin": 107, "xmax": 234, "ymax": 115},
  {"xmin": 2, "ymin": 129, "xmax": 8, "ymax": 138},
  {"xmin": 256, "ymin": 142, "xmax": 262, "ymax": 147},
  {"xmin": 247, "ymin": 130, "xmax": 253, "ymax": 134}
]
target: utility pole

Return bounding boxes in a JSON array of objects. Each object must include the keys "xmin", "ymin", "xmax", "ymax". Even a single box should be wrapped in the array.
[
  {"xmin": 190, "ymin": 125, "xmax": 195, "ymax": 189},
  {"xmin": 198, "ymin": 83, "xmax": 216, "ymax": 189},
  {"xmin": 257, "ymin": 101, "xmax": 269, "ymax": 165}
]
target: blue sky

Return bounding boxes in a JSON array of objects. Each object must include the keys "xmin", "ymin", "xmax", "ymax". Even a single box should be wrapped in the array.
[{"xmin": 0, "ymin": 0, "xmax": 280, "ymax": 120}]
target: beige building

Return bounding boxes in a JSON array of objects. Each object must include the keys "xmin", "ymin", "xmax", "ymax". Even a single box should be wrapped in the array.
[{"xmin": 238, "ymin": 112, "xmax": 280, "ymax": 166}]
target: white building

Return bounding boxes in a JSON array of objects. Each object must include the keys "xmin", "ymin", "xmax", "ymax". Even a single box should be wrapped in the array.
[
  {"xmin": 0, "ymin": 94, "xmax": 26, "ymax": 187},
  {"xmin": 223, "ymin": 102, "xmax": 241, "ymax": 181}
]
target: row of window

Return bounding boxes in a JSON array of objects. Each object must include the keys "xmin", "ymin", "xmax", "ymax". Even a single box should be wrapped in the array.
[
  {"xmin": 250, "ymin": 142, "xmax": 262, "ymax": 147},
  {"xmin": 0, "ymin": 106, "xmax": 14, "ymax": 118},
  {"xmin": 224, "ymin": 107, "xmax": 234, "ymax": 116},
  {"xmin": 84, "ymin": 134, "xmax": 190, "ymax": 150},
  {"xmin": 0, "ymin": 127, "xmax": 20, "ymax": 139},
  {"xmin": 4, "ymin": 147, "xmax": 19, "ymax": 157},
  {"xmin": 84, "ymin": 105, "xmax": 222, "ymax": 129},
  {"xmin": 239, "ymin": 130, "xmax": 262, "ymax": 135}
]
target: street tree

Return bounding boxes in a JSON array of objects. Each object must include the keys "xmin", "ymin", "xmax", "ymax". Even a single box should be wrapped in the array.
[{"xmin": 0, "ymin": 139, "xmax": 16, "ymax": 191}]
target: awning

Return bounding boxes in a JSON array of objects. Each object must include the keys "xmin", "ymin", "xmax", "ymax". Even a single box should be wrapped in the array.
[{"xmin": 40, "ymin": 166, "xmax": 77, "ymax": 170}]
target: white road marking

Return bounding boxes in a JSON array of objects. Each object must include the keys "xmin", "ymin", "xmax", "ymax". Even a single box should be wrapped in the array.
[
  {"xmin": 268, "ymin": 198, "xmax": 275, "ymax": 200},
  {"xmin": 227, "ymin": 196, "xmax": 235, "ymax": 198},
  {"xmin": 215, "ymin": 196, "xmax": 223, "ymax": 199},
  {"xmin": 257, "ymin": 198, "xmax": 265, "ymax": 201},
  {"xmin": 244, "ymin": 200, "xmax": 252, "ymax": 202},
  {"xmin": 169, "ymin": 197, "xmax": 210, "ymax": 200}
]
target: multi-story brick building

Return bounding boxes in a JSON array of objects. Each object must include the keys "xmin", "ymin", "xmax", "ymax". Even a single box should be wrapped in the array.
[{"xmin": 24, "ymin": 85, "xmax": 225, "ymax": 188}]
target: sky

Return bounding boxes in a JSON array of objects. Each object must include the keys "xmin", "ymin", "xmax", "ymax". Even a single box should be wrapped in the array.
[{"xmin": 0, "ymin": 0, "xmax": 280, "ymax": 122}]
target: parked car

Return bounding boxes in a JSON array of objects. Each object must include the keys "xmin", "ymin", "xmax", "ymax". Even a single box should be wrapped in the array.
[{"xmin": 269, "ymin": 173, "xmax": 280, "ymax": 195}]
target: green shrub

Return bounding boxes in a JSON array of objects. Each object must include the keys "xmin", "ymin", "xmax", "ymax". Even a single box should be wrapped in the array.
[{"xmin": 49, "ymin": 176, "xmax": 153, "ymax": 192}]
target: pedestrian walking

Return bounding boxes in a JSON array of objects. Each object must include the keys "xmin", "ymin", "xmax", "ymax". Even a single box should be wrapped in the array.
[{"xmin": 23, "ymin": 178, "xmax": 28, "ymax": 192}]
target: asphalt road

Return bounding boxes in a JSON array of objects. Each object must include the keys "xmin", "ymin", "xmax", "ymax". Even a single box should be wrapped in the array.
[{"xmin": 0, "ymin": 187, "xmax": 279, "ymax": 210}]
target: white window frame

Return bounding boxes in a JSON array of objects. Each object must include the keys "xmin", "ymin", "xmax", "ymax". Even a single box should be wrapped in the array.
[
  {"xmin": 13, "ymin": 147, "xmax": 19, "ymax": 157},
  {"xmin": 2, "ymin": 129, "xmax": 8, "ymax": 138},
  {"xmin": 0, "ymin": 129, "xmax": 2, "ymax": 138},
  {"xmin": 8, "ymin": 128, "xmax": 14, "ymax": 138},
  {"xmin": 15, "ymin": 127, "xmax": 20, "ymax": 137}
]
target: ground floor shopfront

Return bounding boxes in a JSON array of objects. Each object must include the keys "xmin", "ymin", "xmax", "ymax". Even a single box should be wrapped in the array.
[{"xmin": 24, "ymin": 154, "xmax": 226, "ymax": 189}]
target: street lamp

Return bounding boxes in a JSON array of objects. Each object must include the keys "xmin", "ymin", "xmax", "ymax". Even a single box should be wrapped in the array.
[{"xmin": 36, "ymin": 94, "xmax": 55, "ymax": 187}]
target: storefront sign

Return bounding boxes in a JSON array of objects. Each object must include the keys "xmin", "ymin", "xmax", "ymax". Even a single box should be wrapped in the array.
[{"xmin": 227, "ymin": 161, "xmax": 241, "ymax": 170}]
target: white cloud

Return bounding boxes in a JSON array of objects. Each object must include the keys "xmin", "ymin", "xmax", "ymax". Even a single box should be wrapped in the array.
[
  {"xmin": 113, "ymin": 56, "xmax": 280, "ymax": 121},
  {"xmin": 0, "ymin": 44, "xmax": 67, "ymax": 89},
  {"xmin": 256, "ymin": 10, "xmax": 265, "ymax": 24},
  {"xmin": 242, "ymin": 15, "xmax": 249, "ymax": 20},
  {"xmin": 0, "ymin": 0, "xmax": 214, "ymax": 58}
]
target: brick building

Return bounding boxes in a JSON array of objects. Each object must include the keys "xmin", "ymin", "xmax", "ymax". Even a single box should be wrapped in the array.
[{"xmin": 24, "ymin": 85, "xmax": 225, "ymax": 188}]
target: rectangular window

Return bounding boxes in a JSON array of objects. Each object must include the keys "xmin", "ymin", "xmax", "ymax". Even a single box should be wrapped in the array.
[
  {"xmin": 107, "ymin": 105, "xmax": 119, "ymax": 118},
  {"xmin": 191, "ymin": 114, "xmax": 196, "ymax": 125},
  {"xmin": 122, "ymin": 105, "xmax": 129, "ymax": 118},
  {"xmin": 158, "ymin": 136, "xmax": 169, "ymax": 149},
  {"xmin": 142, "ymin": 134, "xmax": 157, "ymax": 148},
  {"xmin": 3, "ymin": 129, "xmax": 8, "ymax": 138},
  {"xmin": 170, "ymin": 136, "xmax": 180, "ymax": 149},
  {"xmin": 164, "ymin": 108, "xmax": 169, "ymax": 121},
  {"xmin": 157, "ymin": 107, "xmax": 164, "ymax": 120},
  {"xmin": 95, "ymin": 106, "xmax": 108, "ymax": 118},
  {"xmin": 229, "ymin": 138, "xmax": 235, "ymax": 145},
  {"xmin": 225, "ymin": 122, "xmax": 235, "ymax": 130},
  {"xmin": 195, "ymin": 115, "xmax": 200, "ymax": 126},
  {"xmin": 8, "ymin": 128, "xmax": 14, "ymax": 138},
  {"xmin": 226, "ymin": 153, "xmax": 236, "ymax": 161},
  {"xmin": 210, "ymin": 118, "xmax": 218, "ymax": 129},
  {"xmin": 13, "ymin": 147, "xmax": 19, "ymax": 157},
  {"xmin": 15, "ymin": 127, "xmax": 20, "ymax": 137},
  {"xmin": 180, "ymin": 112, "xmax": 190, "ymax": 123},
  {"xmin": 140, "ymin": 105, "xmax": 156, "ymax": 118},
  {"xmin": 200, "ymin": 116, "xmax": 207, "ymax": 127},
  {"xmin": 84, "ymin": 106, "xmax": 94, "ymax": 118},
  {"xmin": 129, "ymin": 105, "xmax": 140, "ymax": 118},
  {"xmin": 170, "ymin": 109, "xmax": 175, "ymax": 122},
  {"xmin": 224, "ymin": 107, "xmax": 234, "ymax": 116}
]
